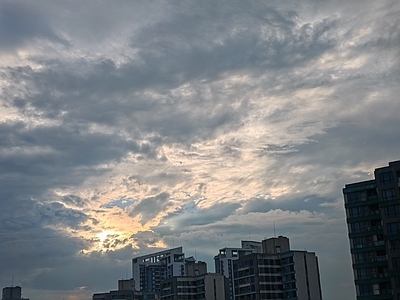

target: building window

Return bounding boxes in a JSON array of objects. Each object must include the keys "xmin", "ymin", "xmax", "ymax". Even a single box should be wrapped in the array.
[
  {"xmin": 379, "ymin": 172, "xmax": 394, "ymax": 185},
  {"xmin": 350, "ymin": 221, "xmax": 375, "ymax": 233},
  {"xmin": 394, "ymin": 275, "xmax": 400, "ymax": 288},
  {"xmin": 352, "ymin": 237, "xmax": 365, "ymax": 248},
  {"xmin": 346, "ymin": 192, "xmax": 360, "ymax": 204},
  {"xmin": 354, "ymin": 253, "xmax": 368, "ymax": 263},
  {"xmin": 392, "ymin": 257, "xmax": 400, "ymax": 271},
  {"xmin": 358, "ymin": 284, "xmax": 373, "ymax": 296},
  {"xmin": 377, "ymin": 282, "xmax": 392, "ymax": 295},
  {"xmin": 387, "ymin": 222, "xmax": 400, "ymax": 235},
  {"xmin": 389, "ymin": 240, "xmax": 400, "ymax": 253},
  {"xmin": 348, "ymin": 207, "xmax": 364, "ymax": 218},
  {"xmin": 382, "ymin": 188, "xmax": 396, "ymax": 201},
  {"xmin": 356, "ymin": 268, "xmax": 370, "ymax": 280},
  {"xmin": 384, "ymin": 205, "xmax": 399, "ymax": 218}
]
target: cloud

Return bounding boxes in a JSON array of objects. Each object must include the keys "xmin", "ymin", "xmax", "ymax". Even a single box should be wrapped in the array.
[
  {"xmin": 0, "ymin": 1, "xmax": 67, "ymax": 52},
  {"xmin": 129, "ymin": 192, "xmax": 172, "ymax": 225},
  {"xmin": 0, "ymin": 0, "xmax": 399, "ymax": 299}
]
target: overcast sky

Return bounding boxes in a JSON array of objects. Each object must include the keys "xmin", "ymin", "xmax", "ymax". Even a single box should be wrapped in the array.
[{"xmin": 0, "ymin": 0, "xmax": 399, "ymax": 299}]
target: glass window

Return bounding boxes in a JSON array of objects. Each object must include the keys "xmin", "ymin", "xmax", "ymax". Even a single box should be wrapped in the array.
[
  {"xmin": 379, "ymin": 172, "xmax": 394, "ymax": 185},
  {"xmin": 348, "ymin": 207, "xmax": 364, "ymax": 218},
  {"xmin": 382, "ymin": 188, "xmax": 396, "ymax": 201},
  {"xmin": 379, "ymin": 282, "xmax": 391, "ymax": 294},
  {"xmin": 346, "ymin": 192, "xmax": 360, "ymax": 204},
  {"xmin": 354, "ymin": 253, "xmax": 368, "ymax": 263},
  {"xmin": 368, "ymin": 204, "xmax": 380, "ymax": 215},
  {"xmin": 389, "ymin": 240, "xmax": 400, "ymax": 253},
  {"xmin": 392, "ymin": 257, "xmax": 400, "ymax": 270},
  {"xmin": 352, "ymin": 237, "xmax": 365, "ymax": 248},
  {"xmin": 384, "ymin": 205, "xmax": 399, "ymax": 218},
  {"xmin": 356, "ymin": 268, "xmax": 370, "ymax": 279},
  {"xmin": 387, "ymin": 222, "xmax": 400, "ymax": 235},
  {"xmin": 394, "ymin": 275, "xmax": 400, "ymax": 288},
  {"xmin": 350, "ymin": 222, "xmax": 361, "ymax": 233},
  {"xmin": 358, "ymin": 284, "xmax": 373, "ymax": 296}
]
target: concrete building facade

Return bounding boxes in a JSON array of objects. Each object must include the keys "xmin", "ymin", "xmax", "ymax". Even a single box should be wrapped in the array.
[
  {"xmin": 2, "ymin": 287, "xmax": 28, "ymax": 300},
  {"xmin": 216, "ymin": 236, "xmax": 322, "ymax": 300},
  {"xmin": 233, "ymin": 252, "xmax": 283, "ymax": 300},
  {"xmin": 160, "ymin": 273, "xmax": 227, "ymax": 300},
  {"xmin": 343, "ymin": 160, "xmax": 400, "ymax": 300},
  {"xmin": 281, "ymin": 251, "xmax": 322, "ymax": 300},
  {"xmin": 92, "ymin": 290, "xmax": 142, "ymax": 300},
  {"xmin": 132, "ymin": 247, "xmax": 186, "ymax": 298},
  {"xmin": 214, "ymin": 247, "xmax": 259, "ymax": 299},
  {"xmin": 232, "ymin": 237, "xmax": 322, "ymax": 300}
]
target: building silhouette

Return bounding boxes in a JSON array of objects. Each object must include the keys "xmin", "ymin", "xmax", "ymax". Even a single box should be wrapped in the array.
[
  {"xmin": 231, "ymin": 236, "xmax": 322, "ymax": 300},
  {"xmin": 132, "ymin": 247, "xmax": 186, "ymax": 299},
  {"xmin": 343, "ymin": 160, "xmax": 400, "ymax": 300},
  {"xmin": 2, "ymin": 286, "xmax": 29, "ymax": 300},
  {"xmin": 92, "ymin": 279, "xmax": 142, "ymax": 300},
  {"xmin": 94, "ymin": 237, "xmax": 322, "ymax": 300},
  {"xmin": 160, "ymin": 273, "xmax": 227, "ymax": 300},
  {"xmin": 214, "ymin": 246, "xmax": 259, "ymax": 299}
]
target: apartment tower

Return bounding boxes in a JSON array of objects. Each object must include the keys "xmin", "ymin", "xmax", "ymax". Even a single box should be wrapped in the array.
[{"xmin": 343, "ymin": 160, "xmax": 400, "ymax": 300}]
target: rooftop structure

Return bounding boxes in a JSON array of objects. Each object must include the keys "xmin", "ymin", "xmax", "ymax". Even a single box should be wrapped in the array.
[{"xmin": 2, "ymin": 287, "xmax": 29, "ymax": 300}]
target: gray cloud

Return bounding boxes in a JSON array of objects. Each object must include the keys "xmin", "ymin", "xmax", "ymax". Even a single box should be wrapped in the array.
[
  {"xmin": 156, "ymin": 201, "xmax": 242, "ymax": 235},
  {"xmin": 129, "ymin": 192, "xmax": 171, "ymax": 224},
  {"xmin": 0, "ymin": 0, "xmax": 399, "ymax": 299},
  {"xmin": 0, "ymin": 1, "xmax": 67, "ymax": 52}
]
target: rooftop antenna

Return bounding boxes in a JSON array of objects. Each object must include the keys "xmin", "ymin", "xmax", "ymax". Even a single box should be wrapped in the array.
[
  {"xmin": 195, "ymin": 249, "xmax": 197, "ymax": 260},
  {"xmin": 11, "ymin": 275, "xmax": 14, "ymax": 287},
  {"xmin": 273, "ymin": 222, "xmax": 276, "ymax": 237}
]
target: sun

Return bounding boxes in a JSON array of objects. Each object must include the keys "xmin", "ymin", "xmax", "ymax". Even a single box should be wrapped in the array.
[
  {"xmin": 97, "ymin": 230, "xmax": 118, "ymax": 244},
  {"xmin": 97, "ymin": 230, "xmax": 111, "ymax": 243}
]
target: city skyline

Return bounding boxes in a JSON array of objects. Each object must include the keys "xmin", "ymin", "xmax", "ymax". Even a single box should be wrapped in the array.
[{"xmin": 1, "ymin": 0, "xmax": 400, "ymax": 299}]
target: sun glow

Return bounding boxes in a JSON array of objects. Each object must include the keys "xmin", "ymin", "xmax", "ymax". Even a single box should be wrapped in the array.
[
  {"xmin": 97, "ymin": 230, "xmax": 116, "ymax": 243},
  {"xmin": 80, "ymin": 229, "xmax": 132, "ymax": 253}
]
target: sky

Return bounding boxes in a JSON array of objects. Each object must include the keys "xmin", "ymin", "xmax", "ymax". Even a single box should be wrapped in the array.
[{"xmin": 0, "ymin": 0, "xmax": 399, "ymax": 299}]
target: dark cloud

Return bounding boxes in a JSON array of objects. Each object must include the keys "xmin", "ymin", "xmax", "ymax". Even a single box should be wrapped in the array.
[
  {"xmin": 240, "ymin": 195, "xmax": 333, "ymax": 214},
  {"xmin": 155, "ymin": 201, "xmax": 242, "ymax": 235},
  {"xmin": 129, "ymin": 192, "xmax": 171, "ymax": 224},
  {"xmin": 131, "ymin": 231, "xmax": 164, "ymax": 251},
  {"xmin": 0, "ymin": 122, "xmax": 141, "ymax": 201},
  {"xmin": 0, "ymin": 1, "xmax": 67, "ymax": 52},
  {"xmin": 27, "ymin": 253, "xmax": 129, "ymax": 291},
  {"xmin": 0, "ymin": 1, "xmax": 399, "ymax": 300},
  {"xmin": 0, "ymin": 198, "xmax": 87, "ymax": 233},
  {"xmin": 61, "ymin": 195, "xmax": 88, "ymax": 208}
]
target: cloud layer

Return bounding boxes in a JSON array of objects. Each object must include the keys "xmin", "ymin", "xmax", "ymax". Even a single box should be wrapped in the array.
[{"xmin": 1, "ymin": 0, "xmax": 399, "ymax": 299}]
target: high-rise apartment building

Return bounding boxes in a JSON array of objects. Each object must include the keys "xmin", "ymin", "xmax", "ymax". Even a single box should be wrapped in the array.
[
  {"xmin": 2, "ymin": 287, "xmax": 29, "ymax": 300},
  {"xmin": 132, "ymin": 247, "xmax": 186, "ymax": 299},
  {"xmin": 232, "ymin": 236, "xmax": 322, "ymax": 300},
  {"xmin": 92, "ymin": 279, "xmax": 142, "ymax": 300},
  {"xmin": 280, "ymin": 251, "xmax": 322, "ymax": 300},
  {"xmin": 160, "ymin": 273, "xmax": 227, "ymax": 300},
  {"xmin": 343, "ymin": 160, "xmax": 400, "ymax": 300},
  {"xmin": 2, "ymin": 287, "xmax": 21, "ymax": 300},
  {"xmin": 233, "ymin": 252, "xmax": 283, "ymax": 300},
  {"xmin": 214, "ymin": 246, "xmax": 260, "ymax": 299}
]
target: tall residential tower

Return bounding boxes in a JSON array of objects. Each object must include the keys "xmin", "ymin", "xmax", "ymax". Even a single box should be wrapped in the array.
[{"xmin": 343, "ymin": 160, "xmax": 400, "ymax": 300}]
